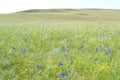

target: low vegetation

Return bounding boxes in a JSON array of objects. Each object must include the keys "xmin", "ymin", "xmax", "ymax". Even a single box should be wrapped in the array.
[{"xmin": 0, "ymin": 9, "xmax": 120, "ymax": 80}]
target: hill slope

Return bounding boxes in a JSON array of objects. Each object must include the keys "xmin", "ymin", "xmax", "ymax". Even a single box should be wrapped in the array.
[{"xmin": 0, "ymin": 9, "xmax": 120, "ymax": 23}]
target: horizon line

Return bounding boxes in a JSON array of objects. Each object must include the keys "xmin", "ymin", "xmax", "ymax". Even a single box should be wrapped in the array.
[{"xmin": 1, "ymin": 8, "xmax": 120, "ymax": 14}]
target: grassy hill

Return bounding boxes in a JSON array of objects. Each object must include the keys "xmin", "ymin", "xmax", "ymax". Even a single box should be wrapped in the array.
[
  {"xmin": 18, "ymin": 9, "xmax": 77, "ymax": 13},
  {"xmin": 19, "ymin": 9, "xmax": 120, "ymax": 13},
  {"xmin": 0, "ymin": 9, "xmax": 120, "ymax": 80},
  {"xmin": 0, "ymin": 9, "xmax": 120, "ymax": 23}
]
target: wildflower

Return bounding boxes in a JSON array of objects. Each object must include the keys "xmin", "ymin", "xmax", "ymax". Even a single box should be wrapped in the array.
[
  {"xmin": 58, "ymin": 62, "xmax": 63, "ymax": 67},
  {"xmin": 62, "ymin": 45, "xmax": 70, "ymax": 52},
  {"xmin": 66, "ymin": 45, "xmax": 70, "ymax": 52},
  {"xmin": 96, "ymin": 48, "xmax": 98, "ymax": 52},
  {"xmin": 61, "ymin": 72, "xmax": 65, "ymax": 78},
  {"xmin": 70, "ymin": 60, "xmax": 73, "ymax": 65},
  {"xmin": 62, "ymin": 46, "xmax": 65, "ymax": 52},
  {"xmin": 80, "ymin": 45, "xmax": 84, "ymax": 49},
  {"xmin": 21, "ymin": 49, "xmax": 27, "ymax": 54},
  {"xmin": 36, "ymin": 64, "xmax": 41, "ymax": 68}
]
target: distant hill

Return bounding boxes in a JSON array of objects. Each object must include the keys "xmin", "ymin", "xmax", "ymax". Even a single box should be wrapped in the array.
[
  {"xmin": 18, "ymin": 8, "xmax": 120, "ymax": 13},
  {"xmin": 17, "ymin": 9, "xmax": 77, "ymax": 13},
  {"xmin": 0, "ymin": 8, "xmax": 120, "ymax": 23}
]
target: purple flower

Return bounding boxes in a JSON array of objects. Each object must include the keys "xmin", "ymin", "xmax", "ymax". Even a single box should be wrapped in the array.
[
  {"xmin": 58, "ymin": 62, "xmax": 63, "ymax": 67},
  {"xmin": 61, "ymin": 72, "xmax": 65, "ymax": 78}
]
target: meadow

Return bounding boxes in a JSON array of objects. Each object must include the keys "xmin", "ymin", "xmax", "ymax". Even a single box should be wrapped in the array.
[{"xmin": 0, "ymin": 9, "xmax": 120, "ymax": 80}]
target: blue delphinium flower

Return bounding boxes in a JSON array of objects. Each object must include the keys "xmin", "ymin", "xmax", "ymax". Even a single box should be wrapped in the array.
[
  {"xmin": 70, "ymin": 60, "xmax": 73, "ymax": 65},
  {"xmin": 21, "ymin": 49, "xmax": 27, "ymax": 54},
  {"xmin": 58, "ymin": 62, "xmax": 63, "ymax": 67},
  {"xmin": 62, "ymin": 46, "xmax": 65, "ymax": 52},
  {"xmin": 80, "ymin": 45, "xmax": 84, "ymax": 49},
  {"xmin": 61, "ymin": 72, "xmax": 65, "ymax": 78},
  {"xmin": 62, "ymin": 45, "xmax": 70, "ymax": 52},
  {"xmin": 96, "ymin": 48, "xmax": 98, "ymax": 52},
  {"xmin": 36, "ymin": 64, "xmax": 41, "ymax": 69}
]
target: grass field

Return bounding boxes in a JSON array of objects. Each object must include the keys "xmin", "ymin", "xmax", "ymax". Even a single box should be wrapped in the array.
[{"xmin": 0, "ymin": 9, "xmax": 120, "ymax": 80}]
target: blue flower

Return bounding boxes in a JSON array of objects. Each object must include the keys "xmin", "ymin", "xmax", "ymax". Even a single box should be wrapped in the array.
[
  {"xmin": 58, "ymin": 62, "xmax": 63, "ymax": 67},
  {"xmin": 61, "ymin": 72, "xmax": 65, "ymax": 78},
  {"xmin": 70, "ymin": 60, "xmax": 73, "ymax": 65},
  {"xmin": 96, "ymin": 48, "xmax": 98, "ymax": 52},
  {"xmin": 62, "ymin": 46, "xmax": 65, "ymax": 52},
  {"xmin": 62, "ymin": 46, "xmax": 70, "ymax": 52},
  {"xmin": 80, "ymin": 45, "xmax": 84, "ymax": 49},
  {"xmin": 36, "ymin": 64, "xmax": 41, "ymax": 68},
  {"xmin": 21, "ymin": 49, "xmax": 27, "ymax": 54}
]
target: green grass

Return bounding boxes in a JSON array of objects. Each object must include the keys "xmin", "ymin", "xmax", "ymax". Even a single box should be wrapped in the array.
[{"xmin": 0, "ymin": 9, "xmax": 120, "ymax": 80}]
